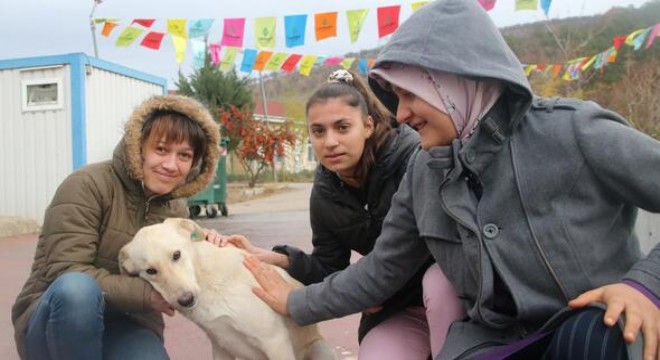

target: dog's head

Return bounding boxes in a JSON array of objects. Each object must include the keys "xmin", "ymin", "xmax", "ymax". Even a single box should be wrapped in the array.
[{"xmin": 119, "ymin": 218, "xmax": 206, "ymax": 310}]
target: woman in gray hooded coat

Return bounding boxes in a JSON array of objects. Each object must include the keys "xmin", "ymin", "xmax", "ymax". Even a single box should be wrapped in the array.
[{"xmin": 245, "ymin": 1, "xmax": 660, "ymax": 359}]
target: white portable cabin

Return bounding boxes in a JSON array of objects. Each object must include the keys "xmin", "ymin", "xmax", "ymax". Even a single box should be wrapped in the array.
[{"xmin": 0, "ymin": 52, "xmax": 167, "ymax": 225}]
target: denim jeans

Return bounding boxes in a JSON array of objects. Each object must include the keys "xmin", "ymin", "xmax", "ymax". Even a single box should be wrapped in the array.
[{"xmin": 24, "ymin": 272, "xmax": 169, "ymax": 360}]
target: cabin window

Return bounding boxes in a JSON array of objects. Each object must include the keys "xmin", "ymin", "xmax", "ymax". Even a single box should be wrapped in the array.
[{"xmin": 22, "ymin": 78, "xmax": 63, "ymax": 112}]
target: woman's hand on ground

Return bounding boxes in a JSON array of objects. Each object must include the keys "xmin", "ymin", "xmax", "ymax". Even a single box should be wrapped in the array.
[
  {"xmin": 569, "ymin": 282, "xmax": 659, "ymax": 360},
  {"xmin": 244, "ymin": 255, "xmax": 293, "ymax": 316}
]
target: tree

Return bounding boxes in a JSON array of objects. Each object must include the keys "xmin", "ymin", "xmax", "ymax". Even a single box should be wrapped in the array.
[
  {"xmin": 175, "ymin": 58, "xmax": 254, "ymax": 154},
  {"xmin": 218, "ymin": 105, "xmax": 297, "ymax": 188}
]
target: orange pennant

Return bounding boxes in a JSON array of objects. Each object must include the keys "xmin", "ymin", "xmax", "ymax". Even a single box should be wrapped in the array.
[
  {"xmin": 101, "ymin": 21, "xmax": 119, "ymax": 37},
  {"xmin": 315, "ymin": 12, "xmax": 338, "ymax": 41},
  {"xmin": 253, "ymin": 51, "xmax": 273, "ymax": 71}
]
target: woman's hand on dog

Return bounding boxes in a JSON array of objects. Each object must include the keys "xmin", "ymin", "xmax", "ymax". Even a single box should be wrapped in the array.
[
  {"xmin": 244, "ymin": 255, "xmax": 293, "ymax": 316},
  {"xmin": 214, "ymin": 234, "xmax": 291, "ymax": 269},
  {"xmin": 204, "ymin": 228, "xmax": 223, "ymax": 245},
  {"xmin": 150, "ymin": 289, "xmax": 176, "ymax": 317}
]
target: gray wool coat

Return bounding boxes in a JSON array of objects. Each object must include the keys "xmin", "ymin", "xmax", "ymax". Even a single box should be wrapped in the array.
[{"xmin": 287, "ymin": 0, "xmax": 660, "ymax": 358}]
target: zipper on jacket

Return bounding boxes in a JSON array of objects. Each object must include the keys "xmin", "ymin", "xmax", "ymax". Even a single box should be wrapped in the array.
[
  {"xmin": 509, "ymin": 145, "xmax": 569, "ymax": 301},
  {"xmin": 144, "ymin": 199, "xmax": 152, "ymax": 221}
]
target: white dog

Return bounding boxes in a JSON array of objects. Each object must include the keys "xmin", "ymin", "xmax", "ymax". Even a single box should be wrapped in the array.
[{"xmin": 119, "ymin": 218, "xmax": 336, "ymax": 360}]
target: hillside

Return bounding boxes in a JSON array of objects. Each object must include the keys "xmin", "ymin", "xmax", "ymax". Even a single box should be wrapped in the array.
[{"xmin": 253, "ymin": 0, "xmax": 660, "ymax": 138}]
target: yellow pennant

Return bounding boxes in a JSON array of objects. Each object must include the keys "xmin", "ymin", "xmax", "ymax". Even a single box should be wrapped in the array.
[
  {"xmin": 299, "ymin": 55, "xmax": 317, "ymax": 76},
  {"xmin": 346, "ymin": 9, "xmax": 368, "ymax": 43},
  {"xmin": 167, "ymin": 19, "xmax": 187, "ymax": 39},
  {"xmin": 171, "ymin": 35, "xmax": 187, "ymax": 64}
]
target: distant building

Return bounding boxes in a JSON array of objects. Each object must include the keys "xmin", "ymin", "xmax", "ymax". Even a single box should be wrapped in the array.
[{"xmin": 0, "ymin": 52, "xmax": 166, "ymax": 224}]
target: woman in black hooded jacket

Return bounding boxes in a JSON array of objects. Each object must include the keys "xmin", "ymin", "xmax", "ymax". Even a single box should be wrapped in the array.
[{"xmin": 219, "ymin": 70, "xmax": 464, "ymax": 359}]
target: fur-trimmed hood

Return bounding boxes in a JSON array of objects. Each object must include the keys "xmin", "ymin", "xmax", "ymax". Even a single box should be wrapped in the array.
[{"xmin": 120, "ymin": 95, "xmax": 221, "ymax": 199}]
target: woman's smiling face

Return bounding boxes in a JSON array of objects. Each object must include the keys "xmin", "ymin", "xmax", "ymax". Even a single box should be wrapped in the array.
[
  {"xmin": 391, "ymin": 85, "xmax": 457, "ymax": 150},
  {"xmin": 141, "ymin": 134, "xmax": 194, "ymax": 196}
]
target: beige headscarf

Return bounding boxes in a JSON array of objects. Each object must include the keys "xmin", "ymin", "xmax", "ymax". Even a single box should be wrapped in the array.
[{"xmin": 370, "ymin": 63, "xmax": 503, "ymax": 143}]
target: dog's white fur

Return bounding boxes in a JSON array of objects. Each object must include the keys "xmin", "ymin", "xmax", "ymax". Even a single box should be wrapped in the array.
[{"xmin": 119, "ymin": 218, "xmax": 335, "ymax": 360}]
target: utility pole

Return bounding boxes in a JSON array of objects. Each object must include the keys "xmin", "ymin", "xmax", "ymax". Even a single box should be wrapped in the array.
[
  {"xmin": 259, "ymin": 71, "xmax": 277, "ymax": 183},
  {"xmin": 90, "ymin": 0, "xmax": 102, "ymax": 58}
]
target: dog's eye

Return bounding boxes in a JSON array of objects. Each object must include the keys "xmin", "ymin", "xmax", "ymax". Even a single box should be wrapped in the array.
[
  {"xmin": 146, "ymin": 268, "xmax": 158, "ymax": 275},
  {"xmin": 173, "ymin": 250, "xmax": 181, "ymax": 261}
]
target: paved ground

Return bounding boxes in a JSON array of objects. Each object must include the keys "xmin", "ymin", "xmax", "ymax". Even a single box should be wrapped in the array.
[{"xmin": 0, "ymin": 182, "xmax": 360, "ymax": 360}]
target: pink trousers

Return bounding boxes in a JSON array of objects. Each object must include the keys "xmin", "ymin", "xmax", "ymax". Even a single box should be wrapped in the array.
[{"xmin": 358, "ymin": 264, "xmax": 465, "ymax": 360}]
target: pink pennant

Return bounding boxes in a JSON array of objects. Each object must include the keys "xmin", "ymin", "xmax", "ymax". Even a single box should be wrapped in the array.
[
  {"xmin": 478, "ymin": 0, "xmax": 497, "ymax": 11},
  {"xmin": 222, "ymin": 18, "xmax": 246, "ymax": 47},
  {"xmin": 646, "ymin": 23, "xmax": 660, "ymax": 49},
  {"xmin": 209, "ymin": 43, "xmax": 222, "ymax": 65}
]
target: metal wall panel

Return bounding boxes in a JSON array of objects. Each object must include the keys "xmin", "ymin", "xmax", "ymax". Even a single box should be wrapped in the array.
[
  {"xmin": 85, "ymin": 67, "xmax": 164, "ymax": 164},
  {"xmin": 0, "ymin": 65, "xmax": 72, "ymax": 224}
]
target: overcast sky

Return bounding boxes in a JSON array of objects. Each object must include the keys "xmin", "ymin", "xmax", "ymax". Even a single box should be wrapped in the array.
[{"xmin": 0, "ymin": 0, "xmax": 651, "ymax": 88}]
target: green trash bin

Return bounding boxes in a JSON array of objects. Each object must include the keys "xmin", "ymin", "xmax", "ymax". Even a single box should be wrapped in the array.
[{"xmin": 187, "ymin": 139, "xmax": 229, "ymax": 218}]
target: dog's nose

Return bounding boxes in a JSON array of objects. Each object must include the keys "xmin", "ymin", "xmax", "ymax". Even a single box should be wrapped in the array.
[{"xmin": 178, "ymin": 292, "xmax": 195, "ymax": 308}]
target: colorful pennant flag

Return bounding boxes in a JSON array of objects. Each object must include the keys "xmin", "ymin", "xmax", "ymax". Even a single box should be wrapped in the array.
[
  {"xmin": 478, "ymin": 0, "xmax": 497, "ymax": 12},
  {"xmin": 411, "ymin": 2, "xmax": 429, "ymax": 12},
  {"xmin": 540, "ymin": 0, "xmax": 552, "ymax": 16},
  {"xmin": 101, "ymin": 21, "xmax": 119, "ymax": 37},
  {"xmin": 281, "ymin": 54, "xmax": 303, "ymax": 73},
  {"xmin": 140, "ymin": 31, "xmax": 165, "ymax": 50},
  {"xmin": 265, "ymin": 52, "xmax": 289, "ymax": 71},
  {"xmin": 358, "ymin": 58, "xmax": 369, "ymax": 75},
  {"xmin": 612, "ymin": 36, "xmax": 626, "ymax": 51},
  {"xmin": 255, "ymin": 17, "xmax": 276, "ymax": 50},
  {"xmin": 340, "ymin": 57, "xmax": 356, "ymax": 70},
  {"xmin": 633, "ymin": 28, "xmax": 651, "ymax": 50},
  {"xmin": 222, "ymin": 18, "xmax": 246, "ymax": 47},
  {"xmin": 646, "ymin": 23, "xmax": 660, "ymax": 49},
  {"xmin": 377, "ymin": 5, "xmax": 401, "ymax": 39},
  {"xmin": 324, "ymin": 57, "xmax": 343, "ymax": 66},
  {"xmin": 346, "ymin": 9, "xmax": 369, "ymax": 43},
  {"xmin": 299, "ymin": 55, "xmax": 317, "ymax": 76},
  {"xmin": 167, "ymin": 19, "xmax": 187, "ymax": 39},
  {"xmin": 515, "ymin": 0, "xmax": 538, "ymax": 11},
  {"xmin": 132, "ymin": 19, "xmax": 155, "ymax": 28},
  {"xmin": 253, "ymin": 51, "xmax": 274, "ymax": 71},
  {"xmin": 240, "ymin": 48, "xmax": 258, "ymax": 73},
  {"xmin": 220, "ymin": 47, "xmax": 240, "ymax": 71},
  {"xmin": 315, "ymin": 12, "xmax": 338, "ymax": 41},
  {"xmin": 115, "ymin": 27, "xmax": 144, "ymax": 47},
  {"xmin": 171, "ymin": 35, "xmax": 187, "ymax": 64},
  {"xmin": 284, "ymin": 15, "xmax": 307, "ymax": 48},
  {"xmin": 188, "ymin": 19, "xmax": 214, "ymax": 39},
  {"xmin": 209, "ymin": 43, "xmax": 222, "ymax": 65},
  {"xmin": 190, "ymin": 39, "xmax": 207, "ymax": 68}
]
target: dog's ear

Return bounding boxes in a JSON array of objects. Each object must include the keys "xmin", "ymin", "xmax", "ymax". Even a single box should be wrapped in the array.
[
  {"xmin": 166, "ymin": 218, "xmax": 205, "ymax": 242},
  {"xmin": 118, "ymin": 246, "xmax": 139, "ymax": 276}
]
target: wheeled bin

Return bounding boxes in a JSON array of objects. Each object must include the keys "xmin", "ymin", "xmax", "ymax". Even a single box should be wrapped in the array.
[{"xmin": 187, "ymin": 139, "xmax": 229, "ymax": 218}]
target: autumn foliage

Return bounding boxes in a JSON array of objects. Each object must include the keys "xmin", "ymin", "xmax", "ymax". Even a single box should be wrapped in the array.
[{"xmin": 218, "ymin": 105, "xmax": 297, "ymax": 187}]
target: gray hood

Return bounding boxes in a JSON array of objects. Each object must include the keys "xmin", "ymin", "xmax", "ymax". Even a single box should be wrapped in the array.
[{"xmin": 369, "ymin": 0, "xmax": 533, "ymax": 134}]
